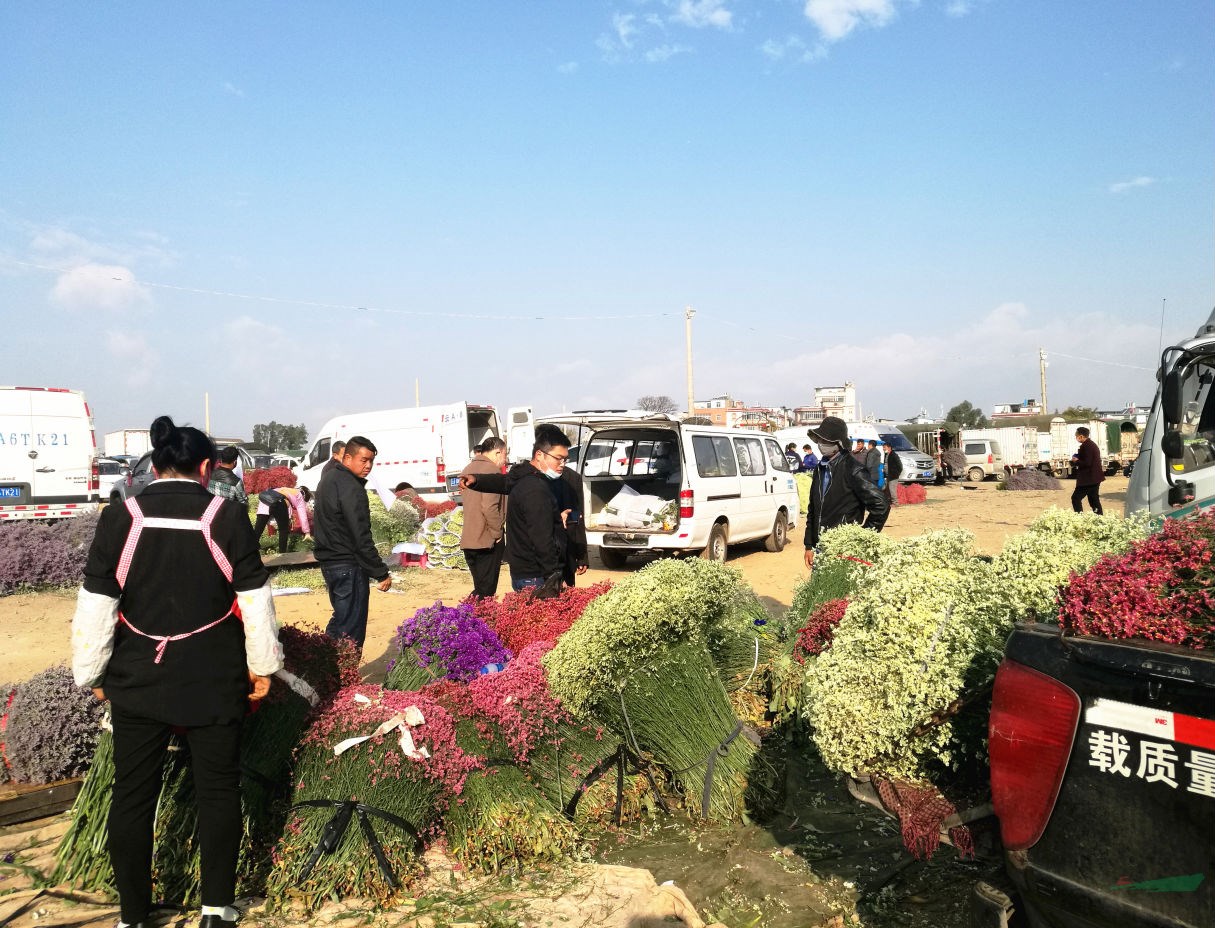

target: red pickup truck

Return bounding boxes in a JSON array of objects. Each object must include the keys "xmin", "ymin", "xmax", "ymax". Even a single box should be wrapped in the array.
[{"xmin": 975, "ymin": 623, "xmax": 1214, "ymax": 928}]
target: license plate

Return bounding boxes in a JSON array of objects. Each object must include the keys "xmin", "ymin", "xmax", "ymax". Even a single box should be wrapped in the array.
[{"xmin": 0, "ymin": 487, "xmax": 21, "ymax": 498}]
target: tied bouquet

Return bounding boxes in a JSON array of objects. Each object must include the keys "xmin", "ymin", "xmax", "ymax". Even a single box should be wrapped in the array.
[{"xmin": 384, "ymin": 602, "xmax": 511, "ymax": 693}]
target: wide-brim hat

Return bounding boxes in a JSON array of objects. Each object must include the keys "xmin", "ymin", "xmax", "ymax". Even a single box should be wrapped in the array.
[{"xmin": 807, "ymin": 416, "xmax": 850, "ymax": 447}]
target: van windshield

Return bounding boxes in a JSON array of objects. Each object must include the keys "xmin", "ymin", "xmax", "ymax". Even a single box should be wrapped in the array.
[{"xmin": 878, "ymin": 431, "xmax": 917, "ymax": 453}]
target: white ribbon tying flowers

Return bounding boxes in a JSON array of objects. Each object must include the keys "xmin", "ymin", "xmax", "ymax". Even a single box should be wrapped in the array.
[
  {"xmin": 274, "ymin": 668, "xmax": 320, "ymax": 707},
  {"xmin": 333, "ymin": 696, "xmax": 430, "ymax": 761}
]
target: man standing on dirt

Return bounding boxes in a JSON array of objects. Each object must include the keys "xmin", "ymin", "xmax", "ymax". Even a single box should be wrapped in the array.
[
  {"xmin": 882, "ymin": 440, "xmax": 902, "ymax": 507},
  {"xmin": 314, "ymin": 436, "xmax": 392, "ymax": 648},
  {"xmin": 1070, "ymin": 427, "xmax": 1105, "ymax": 515},
  {"xmin": 803, "ymin": 417, "xmax": 889, "ymax": 571}
]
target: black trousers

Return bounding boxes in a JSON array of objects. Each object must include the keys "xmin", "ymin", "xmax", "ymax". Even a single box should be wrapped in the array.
[
  {"xmin": 464, "ymin": 540, "xmax": 504, "ymax": 597},
  {"xmin": 109, "ymin": 705, "xmax": 243, "ymax": 924},
  {"xmin": 1071, "ymin": 483, "xmax": 1103, "ymax": 515},
  {"xmin": 254, "ymin": 499, "xmax": 291, "ymax": 553}
]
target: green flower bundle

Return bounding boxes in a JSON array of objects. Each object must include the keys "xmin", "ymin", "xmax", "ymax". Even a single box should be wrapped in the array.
[
  {"xmin": 543, "ymin": 558, "xmax": 768, "ymax": 821},
  {"xmin": 50, "ymin": 726, "xmax": 118, "ymax": 894},
  {"xmin": 266, "ymin": 685, "xmax": 481, "ymax": 913},
  {"xmin": 786, "ymin": 524, "xmax": 892, "ymax": 636},
  {"xmin": 368, "ymin": 493, "xmax": 423, "ymax": 549},
  {"xmin": 420, "ymin": 509, "xmax": 468, "ymax": 570}
]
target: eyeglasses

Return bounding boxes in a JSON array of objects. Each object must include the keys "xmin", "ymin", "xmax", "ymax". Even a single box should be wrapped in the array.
[{"xmin": 540, "ymin": 449, "xmax": 569, "ymax": 465}]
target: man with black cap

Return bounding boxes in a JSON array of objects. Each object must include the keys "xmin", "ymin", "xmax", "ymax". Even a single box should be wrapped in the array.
[{"xmin": 803, "ymin": 416, "xmax": 889, "ymax": 570}]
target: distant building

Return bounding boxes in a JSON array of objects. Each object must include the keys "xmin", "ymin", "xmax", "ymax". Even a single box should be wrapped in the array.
[
  {"xmin": 992, "ymin": 399, "xmax": 1043, "ymax": 419},
  {"xmin": 792, "ymin": 382, "xmax": 859, "ymax": 424},
  {"xmin": 692, "ymin": 395, "xmax": 746, "ymax": 427}
]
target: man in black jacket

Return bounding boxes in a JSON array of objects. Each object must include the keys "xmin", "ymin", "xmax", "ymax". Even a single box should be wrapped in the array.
[
  {"xmin": 314, "ymin": 436, "xmax": 391, "ymax": 647},
  {"xmin": 803, "ymin": 417, "xmax": 889, "ymax": 570}
]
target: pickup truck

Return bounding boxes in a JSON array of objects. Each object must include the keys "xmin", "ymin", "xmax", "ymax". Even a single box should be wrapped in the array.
[{"xmin": 975, "ymin": 623, "xmax": 1215, "ymax": 928}]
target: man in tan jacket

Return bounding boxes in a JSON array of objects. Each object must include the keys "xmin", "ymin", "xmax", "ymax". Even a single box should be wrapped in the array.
[{"xmin": 460, "ymin": 437, "xmax": 508, "ymax": 596}]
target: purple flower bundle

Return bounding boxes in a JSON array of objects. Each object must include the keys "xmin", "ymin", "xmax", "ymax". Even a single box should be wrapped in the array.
[
  {"xmin": 3, "ymin": 665, "xmax": 103, "ymax": 783},
  {"xmin": 0, "ymin": 510, "xmax": 99, "ymax": 594},
  {"xmin": 384, "ymin": 601, "xmax": 511, "ymax": 693}
]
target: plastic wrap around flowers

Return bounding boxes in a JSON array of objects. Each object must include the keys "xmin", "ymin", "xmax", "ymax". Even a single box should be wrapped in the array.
[{"xmin": 383, "ymin": 601, "xmax": 511, "ymax": 694}]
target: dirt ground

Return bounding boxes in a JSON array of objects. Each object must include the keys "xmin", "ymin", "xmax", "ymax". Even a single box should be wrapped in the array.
[{"xmin": 0, "ymin": 477, "xmax": 1129, "ymax": 685}]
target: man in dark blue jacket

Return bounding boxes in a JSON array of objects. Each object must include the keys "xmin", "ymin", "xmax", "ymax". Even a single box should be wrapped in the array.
[{"xmin": 314, "ymin": 436, "xmax": 391, "ymax": 647}]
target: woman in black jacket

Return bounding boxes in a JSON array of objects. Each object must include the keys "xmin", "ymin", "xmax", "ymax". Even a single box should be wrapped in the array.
[{"xmin": 72, "ymin": 416, "xmax": 283, "ymax": 928}]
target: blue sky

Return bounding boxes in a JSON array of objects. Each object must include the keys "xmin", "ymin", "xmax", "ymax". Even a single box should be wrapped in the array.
[{"xmin": 2, "ymin": 0, "xmax": 1212, "ymax": 442}]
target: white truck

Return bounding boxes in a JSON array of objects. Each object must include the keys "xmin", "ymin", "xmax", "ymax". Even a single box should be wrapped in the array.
[
  {"xmin": 0, "ymin": 386, "xmax": 100, "ymax": 520},
  {"xmin": 103, "ymin": 429, "xmax": 151, "ymax": 459},
  {"xmin": 295, "ymin": 402, "xmax": 531, "ymax": 502},
  {"xmin": 1127, "ymin": 306, "xmax": 1215, "ymax": 519},
  {"xmin": 957, "ymin": 426, "xmax": 1040, "ymax": 472}
]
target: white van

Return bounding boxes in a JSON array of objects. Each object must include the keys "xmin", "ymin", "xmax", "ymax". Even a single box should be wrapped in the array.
[
  {"xmin": 0, "ymin": 386, "xmax": 100, "ymax": 520},
  {"xmin": 556, "ymin": 415, "xmax": 799, "ymax": 567},
  {"xmin": 296, "ymin": 402, "xmax": 532, "ymax": 502}
]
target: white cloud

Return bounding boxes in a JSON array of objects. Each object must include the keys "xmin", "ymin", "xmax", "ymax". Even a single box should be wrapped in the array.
[
  {"xmin": 944, "ymin": 0, "xmax": 971, "ymax": 17},
  {"xmin": 221, "ymin": 316, "xmax": 310, "ymax": 378},
  {"xmin": 671, "ymin": 0, "xmax": 733, "ymax": 30},
  {"xmin": 761, "ymin": 34, "xmax": 824, "ymax": 63},
  {"xmin": 614, "ymin": 12, "xmax": 638, "ymax": 48},
  {"xmin": 1109, "ymin": 176, "xmax": 1156, "ymax": 194},
  {"xmin": 50, "ymin": 263, "xmax": 151, "ymax": 313},
  {"xmin": 223, "ymin": 81, "xmax": 245, "ymax": 98},
  {"xmin": 647, "ymin": 44, "xmax": 691, "ymax": 62},
  {"xmin": 29, "ymin": 222, "xmax": 177, "ymax": 269},
  {"xmin": 803, "ymin": 0, "xmax": 899, "ymax": 43},
  {"xmin": 105, "ymin": 332, "xmax": 160, "ymax": 388},
  {"xmin": 557, "ymin": 61, "xmax": 579, "ymax": 74}
]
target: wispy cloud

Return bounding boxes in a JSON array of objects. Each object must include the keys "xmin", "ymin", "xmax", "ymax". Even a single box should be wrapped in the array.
[
  {"xmin": 223, "ymin": 81, "xmax": 245, "ymax": 98},
  {"xmin": 106, "ymin": 332, "xmax": 160, "ymax": 388},
  {"xmin": 760, "ymin": 34, "xmax": 824, "ymax": 63},
  {"xmin": 1109, "ymin": 176, "xmax": 1156, "ymax": 194},
  {"xmin": 803, "ymin": 0, "xmax": 900, "ymax": 43},
  {"xmin": 50, "ymin": 263, "xmax": 151, "ymax": 313},
  {"xmin": 671, "ymin": 0, "xmax": 733, "ymax": 30},
  {"xmin": 28, "ymin": 222, "xmax": 178, "ymax": 269},
  {"xmin": 944, "ymin": 0, "xmax": 972, "ymax": 17},
  {"xmin": 557, "ymin": 61, "xmax": 579, "ymax": 74},
  {"xmin": 647, "ymin": 44, "xmax": 691, "ymax": 62}
]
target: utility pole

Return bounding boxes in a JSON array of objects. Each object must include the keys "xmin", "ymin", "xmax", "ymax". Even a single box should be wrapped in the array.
[
  {"xmin": 415, "ymin": 378, "xmax": 420, "ymax": 408},
  {"xmin": 684, "ymin": 306, "xmax": 696, "ymax": 417},
  {"xmin": 1039, "ymin": 348, "xmax": 1049, "ymax": 413}
]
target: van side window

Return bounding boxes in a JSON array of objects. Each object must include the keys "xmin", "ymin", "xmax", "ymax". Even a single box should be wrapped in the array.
[
  {"xmin": 309, "ymin": 439, "xmax": 330, "ymax": 468},
  {"xmin": 733, "ymin": 437, "xmax": 766, "ymax": 476},
  {"xmin": 765, "ymin": 439, "xmax": 791, "ymax": 472},
  {"xmin": 1171, "ymin": 360, "xmax": 1215, "ymax": 474},
  {"xmin": 692, "ymin": 435, "xmax": 738, "ymax": 478},
  {"xmin": 963, "ymin": 443, "xmax": 985, "ymax": 456}
]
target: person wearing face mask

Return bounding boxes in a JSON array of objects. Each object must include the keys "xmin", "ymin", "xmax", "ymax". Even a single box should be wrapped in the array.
[{"xmin": 803, "ymin": 417, "xmax": 889, "ymax": 572}]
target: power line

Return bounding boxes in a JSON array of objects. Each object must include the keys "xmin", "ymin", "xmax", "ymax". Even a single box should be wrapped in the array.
[{"xmin": 4, "ymin": 259, "xmax": 678, "ymax": 322}]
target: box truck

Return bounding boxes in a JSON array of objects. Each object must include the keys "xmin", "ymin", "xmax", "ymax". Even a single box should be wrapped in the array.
[{"xmin": 104, "ymin": 429, "xmax": 151, "ymax": 458}]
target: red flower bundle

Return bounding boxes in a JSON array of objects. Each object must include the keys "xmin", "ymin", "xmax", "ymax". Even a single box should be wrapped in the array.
[
  {"xmin": 1059, "ymin": 514, "xmax": 1215, "ymax": 649},
  {"xmin": 466, "ymin": 582, "xmax": 612, "ymax": 653},
  {"xmin": 243, "ymin": 466, "xmax": 297, "ymax": 494},
  {"xmin": 793, "ymin": 598, "xmax": 849, "ymax": 662}
]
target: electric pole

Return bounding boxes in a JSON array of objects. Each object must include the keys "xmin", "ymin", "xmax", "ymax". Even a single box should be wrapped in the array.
[
  {"xmin": 684, "ymin": 306, "xmax": 696, "ymax": 417},
  {"xmin": 1039, "ymin": 348, "xmax": 1049, "ymax": 413}
]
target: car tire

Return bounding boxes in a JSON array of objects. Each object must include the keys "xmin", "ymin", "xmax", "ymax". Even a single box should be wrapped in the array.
[
  {"xmin": 967, "ymin": 466, "xmax": 986, "ymax": 482},
  {"xmin": 593, "ymin": 546, "xmax": 628, "ymax": 570},
  {"xmin": 701, "ymin": 523, "xmax": 728, "ymax": 562},
  {"xmin": 764, "ymin": 511, "xmax": 788, "ymax": 552}
]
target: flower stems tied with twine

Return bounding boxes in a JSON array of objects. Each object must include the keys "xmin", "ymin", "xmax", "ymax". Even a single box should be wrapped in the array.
[
  {"xmin": 292, "ymin": 799, "xmax": 422, "ymax": 891},
  {"xmin": 562, "ymin": 744, "xmax": 670, "ymax": 824}
]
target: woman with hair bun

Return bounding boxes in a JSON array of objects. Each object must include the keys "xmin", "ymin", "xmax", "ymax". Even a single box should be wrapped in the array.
[{"xmin": 71, "ymin": 415, "xmax": 283, "ymax": 928}]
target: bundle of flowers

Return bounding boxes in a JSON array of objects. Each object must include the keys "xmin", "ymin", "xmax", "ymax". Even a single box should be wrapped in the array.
[
  {"xmin": 802, "ymin": 512, "xmax": 1150, "ymax": 784},
  {"xmin": 384, "ymin": 602, "xmax": 511, "ymax": 693},
  {"xmin": 464, "ymin": 643, "xmax": 653, "ymax": 827},
  {"xmin": 2, "ymin": 665, "xmax": 103, "ymax": 783},
  {"xmin": 793, "ymin": 598, "xmax": 849, "ymax": 662},
  {"xmin": 0, "ymin": 684, "xmax": 12, "ymax": 785},
  {"xmin": 786, "ymin": 523, "xmax": 890, "ymax": 636},
  {"xmin": 466, "ymin": 582, "xmax": 612, "ymax": 653},
  {"xmin": 543, "ymin": 559, "xmax": 769, "ymax": 821},
  {"xmin": 794, "ymin": 471, "xmax": 812, "ymax": 515},
  {"xmin": 1059, "ymin": 511, "xmax": 1215, "ymax": 648},
  {"xmin": 242, "ymin": 466, "xmax": 297, "ymax": 494},
  {"xmin": 419, "ymin": 509, "xmax": 467, "ymax": 570},
  {"xmin": 54, "ymin": 627, "xmax": 361, "ymax": 903},
  {"xmin": 368, "ymin": 493, "xmax": 423, "ymax": 549},
  {"xmin": 709, "ymin": 590, "xmax": 779, "ymax": 692},
  {"xmin": 419, "ymin": 679, "xmax": 581, "ymax": 873},
  {"xmin": 0, "ymin": 510, "xmax": 99, "ymax": 594},
  {"xmin": 415, "ymin": 498, "xmax": 458, "ymax": 520},
  {"xmin": 896, "ymin": 482, "xmax": 928, "ymax": 504},
  {"xmin": 265, "ymin": 685, "xmax": 481, "ymax": 913},
  {"xmin": 1003, "ymin": 469, "xmax": 1060, "ymax": 491}
]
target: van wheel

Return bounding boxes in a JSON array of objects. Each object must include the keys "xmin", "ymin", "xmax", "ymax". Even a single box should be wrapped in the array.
[
  {"xmin": 701, "ymin": 523, "xmax": 728, "ymax": 562},
  {"xmin": 594, "ymin": 546, "xmax": 628, "ymax": 570},
  {"xmin": 764, "ymin": 512, "xmax": 788, "ymax": 552},
  {"xmin": 966, "ymin": 466, "xmax": 985, "ymax": 482}
]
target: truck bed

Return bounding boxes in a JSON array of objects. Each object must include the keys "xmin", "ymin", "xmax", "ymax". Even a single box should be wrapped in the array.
[{"xmin": 996, "ymin": 624, "xmax": 1215, "ymax": 928}]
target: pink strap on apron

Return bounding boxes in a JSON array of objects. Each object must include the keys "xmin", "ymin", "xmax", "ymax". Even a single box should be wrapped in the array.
[{"xmin": 115, "ymin": 493, "xmax": 240, "ymax": 663}]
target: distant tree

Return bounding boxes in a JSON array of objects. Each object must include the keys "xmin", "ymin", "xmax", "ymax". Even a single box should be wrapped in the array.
[
  {"xmin": 1060, "ymin": 406, "xmax": 1099, "ymax": 420},
  {"xmin": 945, "ymin": 401, "xmax": 990, "ymax": 428},
  {"xmin": 637, "ymin": 395, "xmax": 679, "ymax": 414},
  {"xmin": 251, "ymin": 421, "xmax": 308, "ymax": 453}
]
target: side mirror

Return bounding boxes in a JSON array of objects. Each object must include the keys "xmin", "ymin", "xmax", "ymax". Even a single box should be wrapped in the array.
[
  {"xmin": 1161, "ymin": 430, "xmax": 1184, "ymax": 459},
  {"xmin": 1161, "ymin": 367, "xmax": 1184, "ymax": 429}
]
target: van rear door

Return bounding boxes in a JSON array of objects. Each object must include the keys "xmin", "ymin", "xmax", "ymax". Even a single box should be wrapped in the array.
[
  {"xmin": 28, "ymin": 389, "xmax": 93, "ymax": 502},
  {"xmin": 505, "ymin": 406, "xmax": 534, "ymax": 462}
]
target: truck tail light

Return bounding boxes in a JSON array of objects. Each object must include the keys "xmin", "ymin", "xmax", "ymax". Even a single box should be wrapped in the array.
[
  {"xmin": 436, "ymin": 457, "xmax": 446, "ymax": 485},
  {"xmin": 89, "ymin": 459, "xmax": 99, "ymax": 492},
  {"xmin": 987, "ymin": 453, "xmax": 993, "ymax": 464},
  {"xmin": 679, "ymin": 489, "xmax": 694, "ymax": 519},
  {"xmin": 988, "ymin": 659, "xmax": 1081, "ymax": 850}
]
